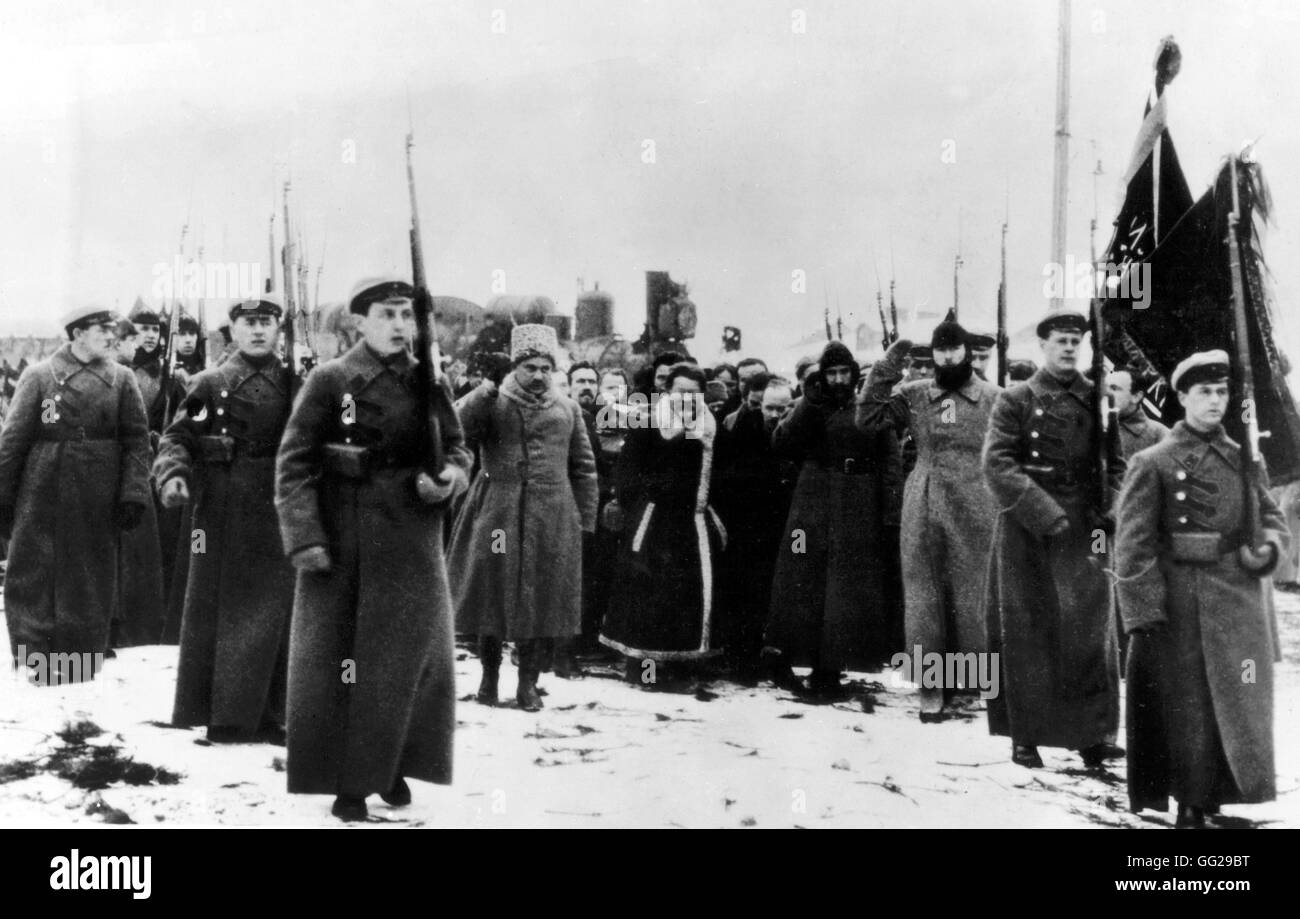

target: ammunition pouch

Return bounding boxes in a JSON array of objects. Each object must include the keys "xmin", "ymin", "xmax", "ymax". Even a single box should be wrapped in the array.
[
  {"xmin": 323, "ymin": 443, "xmax": 372, "ymax": 480},
  {"xmin": 1169, "ymin": 531, "xmax": 1239, "ymax": 564}
]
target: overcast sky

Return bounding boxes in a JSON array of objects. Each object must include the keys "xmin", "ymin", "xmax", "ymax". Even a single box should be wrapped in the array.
[{"xmin": 2, "ymin": 0, "xmax": 1298, "ymax": 367}]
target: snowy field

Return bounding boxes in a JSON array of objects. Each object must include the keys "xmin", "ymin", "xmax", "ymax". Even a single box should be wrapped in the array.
[{"xmin": 2, "ymin": 594, "xmax": 1298, "ymax": 829}]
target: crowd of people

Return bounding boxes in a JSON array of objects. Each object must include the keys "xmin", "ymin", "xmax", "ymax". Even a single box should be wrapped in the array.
[{"xmin": 0, "ymin": 282, "xmax": 1291, "ymax": 829}]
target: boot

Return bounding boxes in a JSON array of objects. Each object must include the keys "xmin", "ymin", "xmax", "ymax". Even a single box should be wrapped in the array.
[
  {"xmin": 476, "ymin": 635, "xmax": 502, "ymax": 706},
  {"xmin": 1012, "ymin": 743, "xmax": 1043, "ymax": 769},
  {"xmin": 1175, "ymin": 803, "xmax": 1205, "ymax": 829},
  {"xmin": 552, "ymin": 638, "xmax": 577, "ymax": 679},
  {"xmin": 331, "ymin": 795, "xmax": 368, "ymax": 822},
  {"xmin": 516, "ymin": 640, "xmax": 543, "ymax": 712}
]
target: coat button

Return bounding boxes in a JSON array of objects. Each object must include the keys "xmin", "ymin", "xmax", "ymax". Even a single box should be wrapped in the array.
[
  {"xmin": 53, "ymin": 394, "xmax": 61, "ymax": 402},
  {"xmin": 1030, "ymin": 431, "xmax": 1039, "ymax": 439},
  {"xmin": 221, "ymin": 390, "xmax": 229, "ymax": 397},
  {"xmin": 1030, "ymin": 450, "xmax": 1040, "ymax": 458},
  {"xmin": 216, "ymin": 408, "xmax": 224, "ymax": 415},
  {"xmin": 1176, "ymin": 471, "xmax": 1187, "ymax": 480},
  {"xmin": 1178, "ymin": 516, "xmax": 1188, "ymax": 524},
  {"xmin": 1035, "ymin": 409, "xmax": 1044, "ymax": 416},
  {"xmin": 1175, "ymin": 491, "xmax": 1186, "ymax": 501}
]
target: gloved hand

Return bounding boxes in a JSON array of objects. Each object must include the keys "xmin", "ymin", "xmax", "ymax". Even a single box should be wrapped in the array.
[
  {"xmin": 874, "ymin": 338, "xmax": 914, "ymax": 384},
  {"xmin": 113, "ymin": 501, "xmax": 146, "ymax": 532},
  {"xmin": 1045, "ymin": 516, "xmax": 1069, "ymax": 538},
  {"xmin": 0, "ymin": 503, "xmax": 14, "ymax": 540},
  {"xmin": 1238, "ymin": 542, "xmax": 1279, "ymax": 577},
  {"xmin": 159, "ymin": 477, "xmax": 191, "ymax": 509},
  {"xmin": 415, "ymin": 465, "xmax": 469, "ymax": 505},
  {"xmin": 292, "ymin": 545, "xmax": 332, "ymax": 573}
]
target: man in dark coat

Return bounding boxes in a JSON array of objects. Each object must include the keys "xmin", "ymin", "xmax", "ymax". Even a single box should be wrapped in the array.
[
  {"xmin": 982, "ymin": 310, "xmax": 1124, "ymax": 770},
  {"xmin": 1108, "ymin": 365, "xmax": 1169, "ymax": 460},
  {"xmin": 117, "ymin": 302, "xmax": 184, "ymax": 648},
  {"xmin": 858, "ymin": 318, "xmax": 1000, "ymax": 721},
  {"xmin": 766, "ymin": 341, "xmax": 897, "ymax": 699},
  {"xmin": 449, "ymin": 324, "xmax": 598, "ymax": 711},
  {"xmin": 0, "ymin": 306, "xmax": 151, "ymax": 684},
  {"xmin": 1116, "ymin": 351, "xmax": 1289, "ymax": 828},
  {"xmin": 715, "ymin": 375, "xmax": 797, "ymax": 682},
  {"xmin": 275, "ymin": 277, "xmax": 471, "ymax": 822},
  {"xmin": 155, "ymin": 296, "xmax": 296, "ymax": 743},
  {"xmin": 566, "ymin": 361, "xmax": 620, "ymax": 662}
]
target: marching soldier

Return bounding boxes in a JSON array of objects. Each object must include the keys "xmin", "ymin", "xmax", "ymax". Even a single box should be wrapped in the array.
[
  {"xmin": 859, "ymin": 318, "xmax": 1000, "ymax": 721},
  {"xmin": 968, "ymin": 332, "xmax": 996, "ymax": 381},
  {"xmin": 0, "ymin": 306, "xmax": 151, "ymax": 683},
  {"xmin": 1116, "ymin": 351, "xmax": 1288, "ymax": 828},
  {"xmin": 275, "ymin": 277, "xmax": 471, "ymax": 822},
  {"xmin": 449, "ymin": 324, "xmax": 598, "ymax": 710},
  {"xmin": 155, "ymin": 296, "xmax": 296, "ymax": 743},
  {"xmin": 982, "ymin": 310, "xmax": 1124, "ymax": 769}
]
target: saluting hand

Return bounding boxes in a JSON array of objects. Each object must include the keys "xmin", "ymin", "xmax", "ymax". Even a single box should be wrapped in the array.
[
  {"xmin": 159, "ymin": 478, "xmax": 190, "ymax": 509},
  {"xmin": 292, "ymin": 545, "xmax": 332, "ymax": 573}
]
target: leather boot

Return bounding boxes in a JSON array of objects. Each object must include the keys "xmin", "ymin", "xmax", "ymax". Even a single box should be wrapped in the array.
[
  {"xmin": 476, "ymin": 635, "xmax": 502, "ymax": 706},
  {"xmin": 1175, "ymin": 803, "xmax": 1206, "ymax": 829},
  {"xmin": 1012, "ymin": 743, "xmax": 1043, "ymax": 768},
  {"xmin": 516, "ymin": 640, "xmax": 543, "ymax": 712}
]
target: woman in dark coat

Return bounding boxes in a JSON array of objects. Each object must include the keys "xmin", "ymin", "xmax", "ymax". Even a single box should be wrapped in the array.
[{"xmin": 600, "ymin": 364, "xmax": 726, "ymax": 684}]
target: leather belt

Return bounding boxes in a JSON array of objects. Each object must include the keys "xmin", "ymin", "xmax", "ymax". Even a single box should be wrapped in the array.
[{"xmin": 819, "ymin": 457, "xmax": 873, "ymax": 476}]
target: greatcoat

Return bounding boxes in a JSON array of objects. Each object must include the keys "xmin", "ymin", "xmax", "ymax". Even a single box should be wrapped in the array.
[
  {"xmin": 449, "ymin": 373, "xmax": 598, "ymax": 640},
  {"xmin": 275, "ymin": 341, "xmax": 470, "ymax": 796},
  {"xmin": 156, "ymin": 351, "xmax": 297, "ymax": 733},
  {"xmin": 1117, "ymin": 422, "xmax": 1288, "ymax": 810},
  {"xmin": 0, "ymin": 344, "xmax": 151, "ymax": 673},
  {"xmin": 858, "ymin": 370, "xmax": 1000, "ymax": 698},
  {"xmin": 766, "ymin": 392, "xmax": 897, "ymax": 671},
  {"xmin": 982, "ymin": 368, "xmax": 1124, "ymax": 749}
]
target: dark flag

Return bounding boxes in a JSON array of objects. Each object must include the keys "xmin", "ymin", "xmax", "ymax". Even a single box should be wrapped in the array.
[{"xmin": 1098, "ymin": 38, "xmax": 1300, "ymax": 484}]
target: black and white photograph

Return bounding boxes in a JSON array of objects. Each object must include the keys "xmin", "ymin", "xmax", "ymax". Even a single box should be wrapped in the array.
[{"xmin": 0, "ymin": 0, "xmax": 1297, "ymax": 861}]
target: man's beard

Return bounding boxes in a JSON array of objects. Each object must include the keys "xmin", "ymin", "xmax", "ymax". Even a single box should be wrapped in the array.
[
  {"xmin": 826, "ymin": 382, "xmax": 854, "ymax": 405},
  {"xmin": 934, "ymin": 359, "xmax": 974, "ymax": 391}
]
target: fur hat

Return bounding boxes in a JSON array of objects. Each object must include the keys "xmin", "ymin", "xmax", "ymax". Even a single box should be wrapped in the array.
[
  {"xmin": 930, "ymin": 313, "xmax": 969, "ymax": 351},
  {"xmin": 510, "ymin": 323, "xmax": 559, "ymax": 365}
]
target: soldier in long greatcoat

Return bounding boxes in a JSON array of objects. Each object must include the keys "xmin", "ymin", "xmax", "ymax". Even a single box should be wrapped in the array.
[
  {"xmin": 449, "ymin": 324, "xmax": 598, "ymax": 711},
  {"xmin": 766, "ymin": 340, "xmax": 897, "ymax": 699},
  {"xmin": 858, "ymin": 318, "xmax": 1000, "ymax": 720},
  {"xmin": 1116, "ymin": 351, "xmax": 1289, "ymax": 828},
  {"xmin": 275, "ymin": 277, "xmax": 471, "ymax": 822},
  {"xmin": 0, "ymin": 306, "xmax": 151, "ymax": 683},
  {"xmin": 155, "ymin": 296, "xmax": 296, "ymax": 743},
  {"xmin": 982, "ymin": 310, "xmax": 1124, "ymax": 770}
]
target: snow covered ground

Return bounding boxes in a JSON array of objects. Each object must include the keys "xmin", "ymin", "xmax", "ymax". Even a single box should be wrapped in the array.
[{"xmin": 2, "ymin": 594, "xmax": 1298, "ymax": 829}]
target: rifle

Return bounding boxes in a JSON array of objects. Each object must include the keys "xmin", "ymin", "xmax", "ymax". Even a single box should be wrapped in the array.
[
  {"xmin": 874, "ymin": 256, "xmax": 889, "ymax": 350},
  {"xmin": 281, "ymin": 181, "xmax": 297, "ymax": 374},
  {"xmin": 888, "ymin": 242, "xmax": 899, "ymax": 343},
  {"xmin": 161, "ymin": 221, "xmax": 188, "ymax": 425},
  {"xmin": 1226, "ymin": 154, "xmax": 1265, "ymax": 565},
  {"xmin": 997, "ymin": 214, "xmax": 1008, "ymax": 387},
  {"xmin": 1089, "ymin": 253, "xmax": 1117, "ymax": 528},
  {"xmin": 406, "ymin": 126, "xmax": 446, "ymax": 476},
  {"xmin": 196, "ymin": 229, "xmax": 208, "ymax": 369}
]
